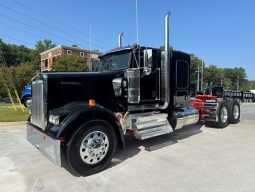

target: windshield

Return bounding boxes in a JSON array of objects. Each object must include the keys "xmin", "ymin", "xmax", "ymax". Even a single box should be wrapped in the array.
[{"xmin": 94, "ymin": 51, "xmax": 131, "ymax": 72}]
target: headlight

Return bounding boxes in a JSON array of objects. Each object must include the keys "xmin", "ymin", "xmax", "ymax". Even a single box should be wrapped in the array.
[{"xmin": 49, "ymin": 115, "xmax": 60, "ymax": 125}]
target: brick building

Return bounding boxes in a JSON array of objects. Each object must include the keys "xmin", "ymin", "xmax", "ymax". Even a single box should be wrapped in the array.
[{"xmin": 40, "ymin": 45, "xmax": 100, "ymax": 71}]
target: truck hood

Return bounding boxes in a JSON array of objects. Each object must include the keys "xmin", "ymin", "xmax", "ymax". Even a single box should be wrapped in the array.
[{"xmin": 42, "ymin": 71, "xmax": 124, "ymax": 111}]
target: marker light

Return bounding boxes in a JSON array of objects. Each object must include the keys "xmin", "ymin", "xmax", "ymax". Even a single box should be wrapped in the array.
[{"xmin": 89, "ymin": 99, "xmax": 95, "ymax": 107}]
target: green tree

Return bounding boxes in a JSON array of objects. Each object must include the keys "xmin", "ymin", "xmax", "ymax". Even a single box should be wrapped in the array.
[
  {"xmin": 249, "ymin": 80, "xmax": 255, "ymax": 89},
  {"xmin": 52, "ymin": 55, "xmax": 88, "ymax": 72},
  {"xmin": 0, "ymin": 39, "xmax": 33, "ymax": 67},
  {"xmin": 0, "ymin": 39, "xmax": 76, "ymax": 98},
  {"xmin": 35, "ymin": 39, "xmax": 56, "ymax": 53},
  {"xmin": 203, "ymin": 65, "xmax": 222, "ymax": 86},
  {"xmin": 223, "ymin": 67, "xmax": 247, "ymax": 90},
  {"xmin": 222, "ymin": 77, "xmax": 232, "ymax": 90},
  {"xmin": 190, "ymin": 54, "xmax": 203, "ymax": 85},
  {"xmin": 0, "ymin": 63, "xmax": 35, "ymax": 97},
  {"xmin": 0, "ymin": 39, "xmax": 15, "ymax": 67},
  {"xmin": 31, "ymin": 39, "xmax": 57, "ymax": 69},
  {"xmin": 0, "ymin": 67, "xmax": 7, "ymax": 98},
  {"xmin": 14, "ymin": 63, "xmax": 35, "ymax": 94}
]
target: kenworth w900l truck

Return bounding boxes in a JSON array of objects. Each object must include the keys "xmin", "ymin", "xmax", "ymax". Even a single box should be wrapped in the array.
[{"xmin": 27, "ymin": 12, "xmax": 240, "ymax": 176}]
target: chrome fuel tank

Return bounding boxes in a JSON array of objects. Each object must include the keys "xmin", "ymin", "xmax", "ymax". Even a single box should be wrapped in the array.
[{"xmin": 174, "ymin": 107, "xmax": 199, "ymax": 129}]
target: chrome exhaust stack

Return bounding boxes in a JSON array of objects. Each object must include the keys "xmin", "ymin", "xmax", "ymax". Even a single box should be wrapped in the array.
[
  {"xmin": 118, "ymin": 32, "xmax": 123, "ymax": 47},
  {"xmin": 159, "ymin": 11, "xmax": 171, "ymax": 109},
  {"xmin": 160, "ymin": 12, "xmax": 199, "ymax": 128},
  {"xmin": 164, "ymin": 12, "xmax": 170, "ymax": 54}
]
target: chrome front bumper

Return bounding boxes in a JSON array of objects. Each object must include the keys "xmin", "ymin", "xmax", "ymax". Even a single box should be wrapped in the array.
[{"xmin": 27, "ymin": 123, "xmax": 61, "ymax": 166}]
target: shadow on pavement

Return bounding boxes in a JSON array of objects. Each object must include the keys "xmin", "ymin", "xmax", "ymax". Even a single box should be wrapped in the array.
[
  {"xmin": 110, "ymin": 122, "xmax": 204, "ymax": 168},
  {"xmin": 61, "ymin": 123, "xmax": 204, "ymax": 176}
]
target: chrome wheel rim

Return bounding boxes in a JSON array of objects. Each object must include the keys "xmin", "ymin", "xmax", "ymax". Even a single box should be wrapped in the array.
[
  {"xmin": 25, "ymin": 99, "xmax": 32, "ymax": 107},
  {"xmin": 233, "ymin": 105, "xmax": 239, "ymax": 119},
  {"xmin": 221, "ymin": 107, "xmax": 228, "ymax": 123},
  {"xmin": 80, "ymin": 131, "xmax": 109, "ymax": 165}
]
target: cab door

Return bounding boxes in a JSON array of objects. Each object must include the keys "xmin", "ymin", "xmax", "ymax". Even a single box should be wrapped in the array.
[{"xmin": 139, "ymin": 49, "xmax": 160, "ymax": 102}]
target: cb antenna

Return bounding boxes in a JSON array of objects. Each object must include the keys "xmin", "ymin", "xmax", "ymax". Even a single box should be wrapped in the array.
[
  {"xmin": 135, "ymin": 0, "xmax": 140, "ymax": 68},
  {"xmin": 136, "ymin": 0, "xmax": 139, "ymax": 46}
]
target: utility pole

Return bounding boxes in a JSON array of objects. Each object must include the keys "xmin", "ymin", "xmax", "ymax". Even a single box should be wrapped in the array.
[
  {"xmin": 201, "ymin": 60, "xmax": 204, "ymax": 91},
  {"xmin": 237, "ymin": 76, "xmax": 239, "ymax": 90},
  {"xmin": 197, "ymin": 64, "xmax": 200, "ymax": 92},
  {"xmin": 221, "ymin": 74, "xmax": 223, "ymax": 86},
  {"xmin": 89, "ymin": 23, "xmax": 92, "ymax": 71}
]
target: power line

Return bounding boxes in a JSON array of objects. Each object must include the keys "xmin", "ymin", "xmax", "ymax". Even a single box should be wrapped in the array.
[
  {"xmin": 1, "ymin": 1, "xmax": 111, "ymax": 50},
  {"xmin": 0, "ymin": 13, "xmax": 108, "ymax": 51},
  {"xmin": 0, "ymin": 17, "xmax": 93, "ymax": 51},
  {"xmin": 0, "ymin": 20, "xmax": 47, "ymax": 40},
  {"xmin": 136, "ymin": 0, "xmax": 139, "ymax": 46},
  {"xmin": 11, "ymin": 0, "xmax": 114, "ymax": 49},
  {"xmin": 0, "ymin": 3, "xmax": 87, "ymax": 44},
  {"xmin": 0, "ymin": 32, "xmax": 35, "ymax": 47},
  {"xmin": 0, "ymin": 20, "xmax": 66, "ymax": 48},
  {"xmin": 0, "ymin": 13, "xmax": 74, "ymax": 45}
]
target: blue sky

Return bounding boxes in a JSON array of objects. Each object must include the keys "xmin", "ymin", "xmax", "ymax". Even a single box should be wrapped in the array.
[{"xmin": 0, "ymin": 0, "xmax": 255, "ymax": 79}]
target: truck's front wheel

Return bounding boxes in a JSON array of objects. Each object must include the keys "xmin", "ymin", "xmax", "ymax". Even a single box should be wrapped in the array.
[
  {"xmin": 23, "ymin": 97, "xmax": 31, "ymax": 108},
  {"xmin": 67, "ymin": 120, "xmax": 117, "ymax": 176}
]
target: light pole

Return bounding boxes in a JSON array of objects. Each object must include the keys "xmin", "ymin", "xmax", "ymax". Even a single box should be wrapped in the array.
[
  {"xmin": 221, "ymin": 74, "xmax": 223, "ymax": 86},
  {"xmin": 197, "ymin": 64, "xmax": 200, "ymax": 92},
  {"xmin": 237, "ymin": 76, "xmax": 239, "ymax": 91},
  {"xmin": 201, "ymin": 60, "xmax": 204, "ymax": 91},
  {"xmin": 196, "ymin": 61, "xmax": 204, "ymax": 92}
]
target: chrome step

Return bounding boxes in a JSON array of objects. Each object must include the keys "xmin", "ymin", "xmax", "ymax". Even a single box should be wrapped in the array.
[
  {"xmin": 136, "ymin": 123, "xmax": 172, "ymax": 140},
  {"xmin": 129, "ymin": 112, "xmax": 173, "ymax": 140}
]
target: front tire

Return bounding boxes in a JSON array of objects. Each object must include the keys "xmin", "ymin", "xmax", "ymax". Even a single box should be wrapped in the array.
[
  {"xmin": 67, "ymin": 120, "xmax": 117, "ymax": 176},
  {"xmin": 23, "ymin": 97, "xmax": 31, "ymax": 108}
]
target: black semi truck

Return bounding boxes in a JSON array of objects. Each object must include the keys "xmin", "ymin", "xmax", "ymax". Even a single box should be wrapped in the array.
[{"xmin": 27, "ymin": 12, "xmax": 240, "ymax": 176}]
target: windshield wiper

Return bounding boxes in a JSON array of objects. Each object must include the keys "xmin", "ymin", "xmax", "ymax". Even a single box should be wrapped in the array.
[
  {"xmin": 95, "ymin": 58, "xmax": 113, "ymax": 72},
  {"xmin": 93, "ymin": 60, "xmax": 99, "ymax": 71}
]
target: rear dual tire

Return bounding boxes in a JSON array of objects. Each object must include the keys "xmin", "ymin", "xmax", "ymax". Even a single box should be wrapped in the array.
[
  {"xmin": 205, "ymin": 99, "xmax": 240, "ymax": 128},
  {"xmin": 228, "ymin": 99, "xmax": 240, "ymax": 124},
  {"xmin": 214, "ymin": 102, "xmax": 229, "ymax": 128},
  {"xmin": 23, "ymin": 97, "xmax": 31, "ymax": 108}
]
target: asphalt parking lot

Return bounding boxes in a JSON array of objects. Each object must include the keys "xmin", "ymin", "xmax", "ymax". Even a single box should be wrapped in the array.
[{"xmin": 1, "ymin": 103, "xmax": 255, "ymax": 192}]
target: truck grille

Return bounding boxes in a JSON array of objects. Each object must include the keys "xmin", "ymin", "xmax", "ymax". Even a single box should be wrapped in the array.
[{"xmin": 31, "ymin": 80, "xmax": 47, "ymax": 129}]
